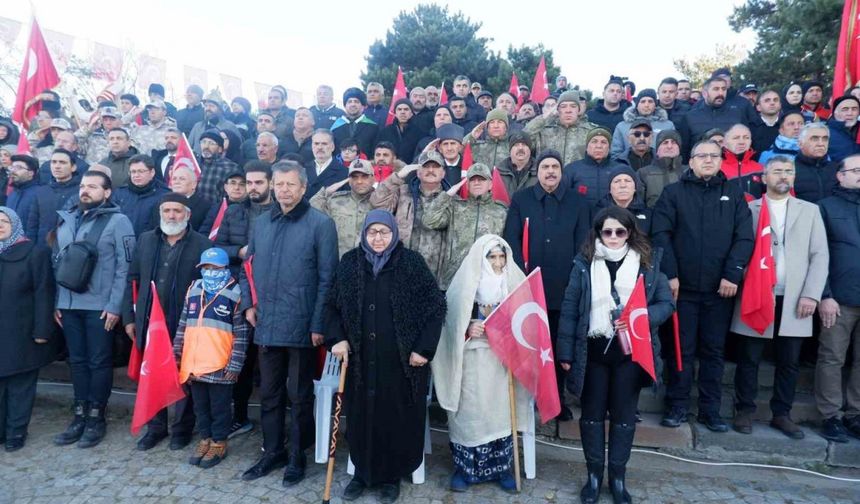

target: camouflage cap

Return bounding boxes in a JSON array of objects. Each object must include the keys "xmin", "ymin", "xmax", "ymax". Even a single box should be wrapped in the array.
[
  {"xmin": 557, "ymin": 90, "xmax": 582, "ymax": 104},
  {"xmin": 466, "ymin": 163, "xmax": 491, "ymax": 180},
  {"xmin": 100, "ymin": 107, "xmax": 120, "ymax": 118},
  {"xmin": 419, "ymin": 150, "xmax": 444, "ymax": 166},
  {"xmin": 348, "ymin": 159, "xmax": 374, "ymax": 176},
  {"xmin": 50, "ymin": 118, "xmax": 71, "ymax": 130},
  {"xmin": 145, "ymin": 99, "xmax": 166, "ymax": 109}
]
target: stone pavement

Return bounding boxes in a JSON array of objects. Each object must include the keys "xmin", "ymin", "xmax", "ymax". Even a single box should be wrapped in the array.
[{"xmin": 1, "ymin": 394, "xmax": 858, "ymax": 504}]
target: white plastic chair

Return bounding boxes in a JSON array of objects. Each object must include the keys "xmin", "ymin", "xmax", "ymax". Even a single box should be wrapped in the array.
[
  {"xmin": 347, "ymin": 374, "xmax": 434, "ymax": 484},
  {"xmin": 313, "ymin": 352, "xmax": 342, "ymax": 464}
]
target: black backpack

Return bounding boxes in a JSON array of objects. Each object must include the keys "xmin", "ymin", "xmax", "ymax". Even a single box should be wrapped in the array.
[{"xmin": 55, "ymin": 215, "xmax": 110, "ymax": 293}]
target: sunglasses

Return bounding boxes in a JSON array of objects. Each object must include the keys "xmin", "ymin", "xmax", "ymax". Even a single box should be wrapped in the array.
[
  {"xmin": 601, "ymin": 228, "xmax": 628, "ymax": 239},
  {"xmin": 631, "ymin": 131, "xmax": 652, "ymax": 138}
]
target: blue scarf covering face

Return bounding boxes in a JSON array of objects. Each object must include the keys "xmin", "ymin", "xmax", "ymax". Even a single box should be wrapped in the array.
[{"xmin": 201, "ymin": 268, "xmax": 231, "ymax": 297}]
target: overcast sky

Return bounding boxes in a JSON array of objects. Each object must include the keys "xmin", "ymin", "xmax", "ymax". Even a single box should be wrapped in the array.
[{"xmin": 4, "ymin": 0, "xmax": 755, "ymax": 107}]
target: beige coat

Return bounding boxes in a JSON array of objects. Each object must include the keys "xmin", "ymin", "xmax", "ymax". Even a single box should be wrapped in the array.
[{"xmin": 731, "ymin": 196, "xmax": 829, "ymax": 338}]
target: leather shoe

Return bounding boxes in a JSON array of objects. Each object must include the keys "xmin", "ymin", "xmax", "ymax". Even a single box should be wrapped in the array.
[
  {"xmin": 5, "ymin": 436, "xmax": 25, "ymax": 452},
  {"xmin": 820, "ymin": 417, "xmax": 849, "ymax": 443},
  {"xmin": 136, "ymin": 431, "xmax": 168, "ymax": 451},
  {"xmin": 771, "ymin": 416, "xmax": 804, "ymax": 440},
  {"xmin": 379, "ymin": 482, "xmax": 400, "ymax": 503},
  {"xmin": 732, "ymin": 411, "xmax": 753, "ymax": 434},
  {"xmin": 241, "ymin": 451, "xmax": 288, "ymax": 481},
  {"xmin": 843, "ymin": 415, "xmax": 860, "ymax": 440},
  {"xmin": 660, "ymin": 408, "xmax": 687, "ymax": 428},
  {"xmin": 169, "ymin": 435, "xmax": 192, "ymax": 450},
  {"xmin": 282, "ymin": 453, "xmax": 306, "ymax": 487},
  {"xmin": 342, "ymin": 477, "xmax": 366, "ymax": 501},
  {"xmin": 697, "ymin": 414, "xmax": 729, "ymax": 433}
]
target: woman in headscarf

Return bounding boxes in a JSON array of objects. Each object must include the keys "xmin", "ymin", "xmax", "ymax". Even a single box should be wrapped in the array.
[
  {"xmin": 433, "ymin": 235, "xmax": 530, "ymax": 494},
  {"xmin": 557, "ymin": 207, "xmax": 674, "ymax": 504},
  {"xmin": 325, "ymin": 209, "xmax": 446, "ymax": 504},
  {"xmin": 781, "ymin": 82, "xmax": 803, "ymax": 116},
  {"xmin": 0, "ymin": 207, "xmax": 58, "ymax": 452}
]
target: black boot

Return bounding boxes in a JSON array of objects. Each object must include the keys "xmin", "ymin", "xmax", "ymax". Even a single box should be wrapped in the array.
[
  {"xmin": 53, "ymin": 400, "xmax": 87, "ymax": 446},
  {"xmin": 579, "ymin": 419, "xmax": 605, "ymax": 504},
  {"xmin": 608, "ymin": 423, "xmax": 635, "ymax": 504},
  {"xmin": 78, "ymin": 403, "xmax": 107, "ymax": 448}
]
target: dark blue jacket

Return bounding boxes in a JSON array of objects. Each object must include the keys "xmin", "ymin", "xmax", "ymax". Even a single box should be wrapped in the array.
[
  {"xmin": 305, "ymin": 159, "xmax": 348, "ymax": 200},
  {"xmin": 594, "ymin": 194, "xmax": 653, "ymax": 235},
  {"xmin": 8, "ymin": 180, "xmax": 53, "ymax": 242},
  {"xmin": 557, "ymin": 251, "xmax": 674, "ymax": 396},
  {"xmin": 113, "ymin": 179, "xmax": 169, "ymax": 236},
  {"xmin": 239, "ymin": 199, "xmax": 338, "ymax": 347},
  {"xmin": 819, "ymin": 187, "xmax": 860, "ymax": 306},
  {"xmin": 39, "ymin": 158, "xmax": 90, "ymax": 185},
  {"xmin": 564, "ymin": 155, "xmax": 630, "ymax": 207},
  {"xmin": 793, "ymin": 153, "xmax": 838, "ymax": 204},
  {"xmin": 503, "ymin": 182, "xmax": 592, "ymax": 310},
  {"xmin": 826, "ymin": 119, "xmax": 860, "ymax": 164},
  {"xmin": 586, "ymin": 100, "xmax": 630, "ymax": 133},
  {"xmin": 678, "ymin": 100, "xmax": 753, "ymax": 159},
  {"xmin": 651, "ymin": 169, "xmax": 754, "ymax": 293},
  {"xmin": 25, "ymin": 173, "xmax": 82, "ymax": 245}
]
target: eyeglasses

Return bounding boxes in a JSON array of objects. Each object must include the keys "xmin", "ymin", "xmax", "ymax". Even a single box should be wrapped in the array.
[
  {"xmin": 840, "ymin": 167, "xmax": 860, "ymax": 174},
  {"xmin": 631, "ymin": 131, "xmax": 651, "ymax": 138},
  {"xmin": 366, "ymin": 229, "xmax": 392, "ymax": 239},
  {"xmin": 692, "ymin": 153, "xmax": 722, "ymax": 160},
  {"xmin": 601, "ymin": 228, "xmax": 628, "ymax": 239}
]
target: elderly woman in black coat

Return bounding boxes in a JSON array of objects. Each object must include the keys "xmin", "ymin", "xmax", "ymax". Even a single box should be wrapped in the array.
[
  {"xmin": 0, "ymin": 206, "xmax": 58, "ymax": 452},
  {"xmin": 558, "ymin": 207, "xmax": 674, "ymax": 504},
  {"xmin": 325, "ymin": 209, "xmax": 446, "ymax": 504}
]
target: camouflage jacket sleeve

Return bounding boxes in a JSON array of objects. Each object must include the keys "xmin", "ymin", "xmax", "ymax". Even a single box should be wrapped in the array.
[
  {"xmin": 422, "ymin": 191, "xmax": 454, "ymax": 230},
  {"xmin": 369, "ymin": 171, "xmax": 406, "ymax": 212},
  {"xmin": 309, "ymin": 188, "xmax": 329, "ymax": 212}
]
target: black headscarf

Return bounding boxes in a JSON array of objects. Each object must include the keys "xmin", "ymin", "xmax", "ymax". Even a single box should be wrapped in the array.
[{"xmin": 360, "ymin": 209, "xmax": 400, "ymax": 278}]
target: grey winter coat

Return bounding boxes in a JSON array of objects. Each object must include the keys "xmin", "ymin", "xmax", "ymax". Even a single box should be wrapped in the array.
[{"xmin": 611, "ymin": 107, "xmax": 676, "ymax": 158}]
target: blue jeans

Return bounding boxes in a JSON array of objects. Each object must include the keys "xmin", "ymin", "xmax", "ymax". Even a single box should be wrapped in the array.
[{"xmin": 61, "ymin": 309, "xmax": 114, "ymax": 405}]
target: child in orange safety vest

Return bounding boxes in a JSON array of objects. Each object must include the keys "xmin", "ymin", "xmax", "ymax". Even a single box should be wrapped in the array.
[{"xmin": 173, "ymin": 247, "xmax": 249, "ymax": 469}]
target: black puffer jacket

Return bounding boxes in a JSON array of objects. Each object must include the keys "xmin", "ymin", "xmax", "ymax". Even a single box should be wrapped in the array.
[
  {"xmin": 557, "ymin": 250, "xmax": 674, "ymax": 397},
  {"xmin": 213, "ymin": 199, "xmax": 276, "ymax": 275},
  {"xmin": 564, "ymin": 155, "xmax": 629, "ymax": 207},
  {"xmin": 594, "ymin": 194, "xmax": 653, "ymax": 235},
  {"xmin": 793, "ymin": 153, "xmax": 838, "ymax": 204},
  {"xmin": 651, "ymin": 169, "xmax": 754, "ymax": 293},
  {"xmin": 586, "ymin": 100, "xmax": 630, "ymax": 133}
]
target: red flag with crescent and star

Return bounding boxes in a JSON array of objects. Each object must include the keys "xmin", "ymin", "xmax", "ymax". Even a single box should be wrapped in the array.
[
  {"xmin": 130, "ymin": 283, "xmax": 186, "ymax": 434},
  {"xmin": 386, "ymin": 66, "xmax": 408, "ymax": 126},
  {"xmin": 834, "ymin": 0, "xmax": 860, "ymax": 100},
  {"xmin": 491, "ymin": 167, "xmax": 510, "ymax": 205},
  {"xmin": 619, "ymin": 275, "xmax": 656, "ymax": 381},
  {"xmin": 208, "ymin": 198, "xmax": 228, "ymax": 240},
  {"xmin": 740, "ymin": 196, "xmax": 776, "ymax": 334},
  {"xmin": 530, "ymin": 56, "xmax": 550, "ymax": 105},
  {"xmin": 13, "ymin": 17, "xmax": 60, "ymax": 128},
  {"xmin": 169, "ymin": 133, "xmax": 202, "ymax": 185},
  {"xmin": 484, "ymin": 268, "xmax": 560, "ymax": 423},
  {"xmin": 509, "ymin": 72, "xmax": 522, "ymax": 107}
]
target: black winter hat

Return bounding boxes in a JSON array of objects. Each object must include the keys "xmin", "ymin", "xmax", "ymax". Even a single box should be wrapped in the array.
[
  {"xmin": 833, "ymin": 95, "xmax": 860, "ymax": 112},
  {"xmin": 536, "ymin": 149, "xmax": 563, "ymax": 167},
  {"xmin": 635, "ymin": 89, "xmax": 657, "ymax": 103},
  {"xmin": 160, "ymin": 192, "xmax": 190, "ymax": 207},
  {"xmin": 608, "ymin": 165, "xmax": 639, "ymax": 189},
  {"xmin": 231, "ymin": 97, "xmax": 252, "ymax": 114},
  {"xmin": 801, "ymin": 80, "xmax": 824, "ymax": 96},
  {"xmin": 148, "ymin": 83, "xmax": 165, "ymax": 97},
  {"xmin": 343, "ymin": 87, "xmax": 367, "ymax": 106},
  {"xmin": 393, "ymin": 98, "xmax": 414, "ymax": 113},
  {"xmin": 200, "ymin": 129, "xmax": 224, "ymax": 148}
]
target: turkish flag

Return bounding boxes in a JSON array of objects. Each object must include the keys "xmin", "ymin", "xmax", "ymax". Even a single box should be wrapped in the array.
[
  {"xmin": 386, "ymin": 66, "xmax": 408, "ymax": 127},
  {"xmin": 491, "ymin": 167, "xmax": 510, "ymax": 205},
  {"xmin": 16, "ymin": 125, "xmax": 31, "ymax": 156},
  {"xmin": 834, "ymin": 0, "xmax": 860, "ymax": 99},
  {"xmin": 484, "ymin": 268, "xmax": 561, "ymax": 423},
  {"xmin": 130, "ymin": 283, "xmax": 186, "ymax": 434},
  {"xmin": 12, "ymin": 18, "xmax": 60, "ymax": 128},
  {"xmin": 522, "ymin": 217, "xmax": 530, "ymax": 273},
  {"xmin": 439, "ymin": 81, "xmax": 449, "ymax": 106},
  {"xmin": 243, "ymin": 256, "xmax": 258, "ymax": 306},
  {"xmin": 458, "ymin": 143, "xmax": 474, "ymax": 199},
  {"xmin": 170, "ymin": 133, "xmax": 202, "ymax": 183},
  {"xmin": 127, "ymin": 280, "xmax": 142, "ymax": 382},
  {"xmin": 373, "ymin": 164, "xmax": 393, "ymax": 183},
  {"xmin": 620, "ymin": 275, "xmax": 656, "ymax": 381},
  {"xmin": 208, "ymin": 198, "xmax": 228, "ymax": 240},
  {"xmin": 740, "ymin": 196, "xmax": 776, "ymax": 334},
  {"xmin": 530, "ymin": 56, "xmax": 550, "ymax": 105},
  {"xmin": 509, "ymin": 72, "xmax": 522, "ymax": 107}
]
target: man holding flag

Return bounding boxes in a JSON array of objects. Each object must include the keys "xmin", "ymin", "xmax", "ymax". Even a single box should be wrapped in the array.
[
  {"xmin": 730, "ymin": 155, "xmax": 829, "ymax": 439},
  {"xmin": 123, "ymin": 193, "xmax": 211, "ymax": 451},
  {"xmin": 503, "ymin": 149, "xmax": 592, "ymax": 421}
]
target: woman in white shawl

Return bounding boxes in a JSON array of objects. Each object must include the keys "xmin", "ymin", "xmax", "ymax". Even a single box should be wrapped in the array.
[{"xmin": 432, "ymin": 234, "xmax": 530, "ymax": 494}]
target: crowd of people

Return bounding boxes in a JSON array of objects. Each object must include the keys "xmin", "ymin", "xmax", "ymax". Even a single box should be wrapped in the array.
[{"xmin": 1, "ymin": 66, "xmax": 860, "ymax": 504}]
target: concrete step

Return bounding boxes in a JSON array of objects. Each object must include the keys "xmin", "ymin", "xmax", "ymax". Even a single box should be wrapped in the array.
[
  {"xmin": 636, "ymin": 385, "xmax": 821, "ymax": 424},
  {"xmin": 556, "ymin": 407, "xmax": 693, "ymax": 449},
  {"xmin": 692, "ymin": 420, "xmax": 828, "ymax": 465},
  {"xmin": 827, "ymin": 437, "xmax": 860, "ymax": 468},
  {"xmin": 720, "ymin": 361, "xmax": 816, "ymax": 394}
]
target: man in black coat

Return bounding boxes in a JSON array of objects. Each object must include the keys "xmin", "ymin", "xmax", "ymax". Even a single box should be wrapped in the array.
[
  {"xmin": 587, "ymin": 78, "xmax": 630, "ymax": 133},
  {"xmin": 376, "ymin": 99, "xmax": 422, "ymax": 162},
  {"xmin": 113, "ymin": 154, "xmax": 169, "ymax": 236},
  {"xmin": 651, "ymin": 139, "xmax": 754, "ymax": 432},
  {"xmin": 504, "ymin": 149, "xmax": 592, "ymax": 421},
  {"xmin": 331, "ymin": 88, "xmax": 379, "ymax": 156},
  {"xmin": 213, "ymin": 161, "xmax": 276, "ymax": 437},
  {"xmin": 657, "ymin": 77, "xmax": 691, "ymax": 128},
  {"xmin": 122, "ymin": 193, "xmax": 211, "ymax": 451},
  {"xmin": 304, "ymin": 130, "xmax": 347, "ymax": 199},
  {"xmin": 678, "ymin": 77, "xmax": 754, "ymax": 160},
  {"xmin": 175, "ymin": 85, "xmax": 205, "ymax": 137},
  {"xmin": 26, "ymin": 148, "xmax": 82, "ymax": 245},
  {"xmin": 794, "ymin": 122, "xmax": 839, "ymax": 204}
]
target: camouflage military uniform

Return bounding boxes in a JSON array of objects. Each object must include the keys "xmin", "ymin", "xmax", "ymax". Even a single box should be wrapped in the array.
[
  {"xmin": 524, "ymin": 115, "xmax": 596, "ymax": 166},
  {"xmin": 422, "ymin": 191, "xmax": 508, "ymax": 289},
  {"xmin": 309, "ymin": 188, "xmax": 374, "ymax": 257},
  {"xmin": 130, "ymin": 117, "xmax": 177, "ymax": 156},
  {"xmin": 369, "ymin": 172, "xmax": 449, "ymax": 286},
  {"xmin": 463, "ymin": 134, "xmax": 510, "ymax": 169},
  {"xmin": 76, "ymin": 128, "xmax": 111, "ymax": 165}
]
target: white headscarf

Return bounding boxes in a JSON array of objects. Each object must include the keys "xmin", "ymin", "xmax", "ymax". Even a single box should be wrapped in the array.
[{"xmin": 475, "ymin": 240, "xmax": 508, "ymax": 307}]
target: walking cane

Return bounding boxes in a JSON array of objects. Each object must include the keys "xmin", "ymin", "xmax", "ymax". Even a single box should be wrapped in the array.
[
  {"xmin": 322, "ymin": 359, "xmax": 348, "ymax": 504},
  {"xmin": 507, "ymin": 369, "xmax": 522, "ymax": 493}
]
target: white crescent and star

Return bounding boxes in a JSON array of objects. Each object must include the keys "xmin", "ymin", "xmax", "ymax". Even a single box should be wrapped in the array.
[
  {"xmin": 26, "ymin": 49, "xmax": 38, "ymax": 81},
  {"xmin": 511, "ymin": 301, "xmax": 548, "ymax": 352},
  {"xmin": 628, "ymin": 308, "xmax": 649, "ymax": 341}
]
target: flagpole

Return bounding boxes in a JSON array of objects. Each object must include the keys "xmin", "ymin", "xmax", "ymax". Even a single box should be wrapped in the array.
[
  {"xmin": 507, "ymin": 369, "xmax": 522, "ymax": 493},
  {"xmin": 322, "ymin": 359, "xmax": 348, "ymax": 504}
]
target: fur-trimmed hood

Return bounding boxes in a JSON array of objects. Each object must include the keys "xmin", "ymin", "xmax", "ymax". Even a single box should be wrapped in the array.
[{"xmin": 622, "ymin": 105, "xmax": 669, "ymax": 124}]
